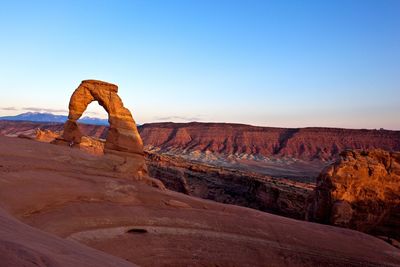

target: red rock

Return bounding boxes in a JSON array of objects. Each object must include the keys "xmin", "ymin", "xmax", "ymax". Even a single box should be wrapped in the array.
[
  {"xmin": 146, "ymin": 151, "xmax": 314, "ymax": 220},
  {"xmin": 0, "ymin": 207, "xmax": 138, "ymax": 267},
  {"xmin": 63, "ymin": 80, "xmax": 143, "ymax": 155},
  {"xmin": 139, "ymin": 123, "xmax": 400, "ymax": 161},
  {"xmin": 54, "ymin": 80, "xmax": 164, "ymax": 189},
  {"xmin": 1, "ymin": 136, "xmax": 399, "ymax": 267},
  {"xmin": 78, "ymin": 136, "xmax": 105, "ymax": 155},
  {"xmin": 2, "ymin": 121, "xmax": 399, "ymax": 162},
  {"xmin": 36, "ymin": 129, "xmax": 61, "ymax": 142},
  {"xmin": 307, "ymin": 149, "xmax": 400, "ymax": 241}
]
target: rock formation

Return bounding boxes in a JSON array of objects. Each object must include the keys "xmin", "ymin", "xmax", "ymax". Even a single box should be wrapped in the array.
[
  {"xmin": 56, "ymin": 80, "xmax": 163, "ymax": 188},
  {"xmin": 146, "ymin": 151, "xmax": 313, "ymax": 219},
  {"xmin": 3, "ymin": 120, "xmax": 400, "ymax": 163},
  {"xmin": 36, "ymin": 129, "xmax": 61, "ymax": 142},
  {"xmin": 62, "ymin": 80, "xmax": 142, "ymax": 155},
  {"xmin": 1, "ymin": 135, "xmax": 399, "ymax": 266},
  {"xmin": 307, "ymin": 149, "xmax": 400, "ymax": 242},
  {"xmin": 139, "ymin": 122, "xmax": 400, "ymax": 161}
]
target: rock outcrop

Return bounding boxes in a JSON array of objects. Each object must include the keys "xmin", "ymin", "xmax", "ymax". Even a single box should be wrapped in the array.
[
  {"xmin": 36, "ymin": 129, "xmax": 61, "ymax": 142},
  {"xmin": 62, "ymin": 80, "xmax": 142, "ymax": 155},
  {"xmin": 146, "ymin": 152, "xmax": 314, "ymax": 219},
  {"xmin": 55, "ymin": 80, "xmax": 163, "ymax": 189},
  {"xmin": 307, "ymin": 149, "xmax": 400, "ymax": 242}
]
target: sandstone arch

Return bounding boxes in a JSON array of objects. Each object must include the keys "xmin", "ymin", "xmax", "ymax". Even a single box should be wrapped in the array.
[
  {"xmin": 56, "ymin": 80, "xmax": 164, "ymax": 189},
  {"xmin": 62, "ymin": 80, "xmax": 143, "ymax": 155}
]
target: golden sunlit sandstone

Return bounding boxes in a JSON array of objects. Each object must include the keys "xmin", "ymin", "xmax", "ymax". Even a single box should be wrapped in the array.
[
  {"xmin": 55, "ymin": 80, "xmax": 164, "ymax": 189},
  {"xmin": 308, "ymin": 149, "xmax": 400, "ymax": 243}
]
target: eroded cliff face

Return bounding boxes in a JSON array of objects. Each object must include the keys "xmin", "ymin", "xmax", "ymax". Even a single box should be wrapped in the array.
[
  {"xmin": 307, "ymin": 149, "xmax": 400, "ymax": 242},
  {"xmin": 139, "ymin": 123, "xmax": 400, "ymax": 161},
  {"xmin": 3, "ymin": 122, "xmax": 315, "ymax": 220},
  {"xmin": 146, "ymin": 152, "xmax": 314, "ymax": 220},
  {"xmin": 2, "ymin": 121, "xmax": 399, "ymax": 163},
  {"xmin": 1, "ymin": 121, "xmax": 400, "ymax": 245}
]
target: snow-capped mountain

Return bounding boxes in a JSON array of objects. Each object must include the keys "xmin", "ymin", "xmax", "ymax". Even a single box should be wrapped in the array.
[{"xmin": 0, "ymin": 112, "xmax": 109, "ymax": 125}]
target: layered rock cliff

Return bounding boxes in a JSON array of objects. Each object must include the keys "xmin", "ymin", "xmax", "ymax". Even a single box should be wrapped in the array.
[
  {"xmin": 146, "ymin": 152, "xmax": 314, "ymax": 220},
  {"xmin": 139, "ymin": 122, "xmax": 400, "ymax": 161},
  {"xmin": 1, "ymin": 120, "xmax": 400, "ymax": 245},
  {"xmin": 2, "ymin": 121, "xmax": 399, "ymax": 162}
]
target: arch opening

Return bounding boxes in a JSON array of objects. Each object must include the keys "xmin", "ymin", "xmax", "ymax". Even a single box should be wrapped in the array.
[
  {"xmin": 78, "ymin": 101, "xmax": 109, "ymax": 127},
  {"xmin": 62, "ymin": 80, "xmax": 144, "ymax": 156}
]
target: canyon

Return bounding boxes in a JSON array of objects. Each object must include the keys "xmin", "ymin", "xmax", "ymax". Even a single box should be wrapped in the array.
[
  {"xmin": 1, "ymin": 120, "xmax": 400, "ymax": 221},
  {"xmin": 139, "ymin": 122, "xmax": 400, "ymax": 161},
  {"xmin": 0, "ymin": 135, "xmax": 399, "ymax": 266},
  {"xmin": 2, "ymin": 120, "xmax": 400, "ymax": 180},
  {"xmin": 1, "ymin": 119, "xmax": 399, "ymax": 235},
  {"xmin": 1, "ymin": 104, "xmax": 400, "ymax": 265}
]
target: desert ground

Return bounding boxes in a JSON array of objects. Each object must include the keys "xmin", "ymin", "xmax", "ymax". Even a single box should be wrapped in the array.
[{"xmin": 0, "ymin": 135, "xmax": 399, "ymax": 266}]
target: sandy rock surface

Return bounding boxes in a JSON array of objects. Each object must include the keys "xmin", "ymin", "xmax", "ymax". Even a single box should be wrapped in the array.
[{"xmin": 0, "ymin": 136, "xmax": 399, "ymax": 266}]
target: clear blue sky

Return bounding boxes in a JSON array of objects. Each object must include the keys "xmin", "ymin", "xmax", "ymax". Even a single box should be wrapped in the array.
[{"xmin": 0, "ymin": 0, "xmax": 399, "ymax": 129}]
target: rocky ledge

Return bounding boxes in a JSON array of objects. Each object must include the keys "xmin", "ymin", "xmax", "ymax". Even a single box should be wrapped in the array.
[{"xmin": 307, "ymin": 149, "xmax": 400, "ymax": 245}]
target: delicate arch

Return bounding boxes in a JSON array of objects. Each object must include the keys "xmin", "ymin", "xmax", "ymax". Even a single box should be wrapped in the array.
[{"xmin": 62, "ymin": 80, "xmax": 143, "ymax": 155}]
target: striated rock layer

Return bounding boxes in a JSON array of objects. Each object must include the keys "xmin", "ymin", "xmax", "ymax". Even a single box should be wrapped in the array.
[
  {"xmin": 139, "ymin": 122, "xmax": 400, "ymax": 161},
  {"xmin": 146, "ymin": 152, "xmax": 313, "ymax": 220},
  {"xmin": 2, "ymin": 120, "xmax": 399, "ymax": 163},
  {"xmin": 307, "ymin": 149, "xmax": 400, "ymax": 243}
]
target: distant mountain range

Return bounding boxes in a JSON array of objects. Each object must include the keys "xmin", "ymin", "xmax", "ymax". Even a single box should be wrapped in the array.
[{"xmin": 0, "ymin": 112, "xmax": 109, "ymax": 125}]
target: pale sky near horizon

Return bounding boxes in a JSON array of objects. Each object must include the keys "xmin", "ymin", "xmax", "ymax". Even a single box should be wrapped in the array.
[{"xmin": 0, "ymin": 1, "xmax": 399, "ymax": 129}]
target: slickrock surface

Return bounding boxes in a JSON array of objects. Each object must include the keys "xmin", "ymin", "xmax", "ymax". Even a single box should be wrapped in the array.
[
  {"xmin": 7, "ymin": 125, "xmax": 315, "ymax": 220},
  {"xmin": 0, "ymin": 136, "xmax": 399, "ymax": 266},
  {"xmin": 308, "ymin": 149, "xmax": 400, "ymax": 243},
  {"xmin": 0, "ymin": 207, "xmax": 138, "ymax": 267},
  {"xmin": 13, "ymin": 126, "xmax": 314, "ymax": 220}
]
